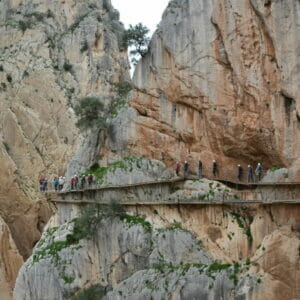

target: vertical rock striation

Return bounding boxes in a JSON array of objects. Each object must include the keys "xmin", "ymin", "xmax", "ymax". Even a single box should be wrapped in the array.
[{"xmin": 0, "ymin": 0, "xmax": 129, "ymax": 295}]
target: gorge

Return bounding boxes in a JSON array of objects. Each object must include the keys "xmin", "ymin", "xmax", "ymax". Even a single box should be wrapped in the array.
[{"xmin": 0, "ymin": 0, "xmax": 299, "ymax": 299}]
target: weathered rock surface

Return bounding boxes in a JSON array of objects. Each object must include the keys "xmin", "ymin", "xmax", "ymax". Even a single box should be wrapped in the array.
[
  {"xmin": 0, "ymin": 217, "xmax": 23, "ymax": 300},
  {"xmin": 0, "ymin": 0, "xmax": 129, "ymax": 260},
  {"xmin": 14, "ymin": 197, "xmax": 300, "ymax": 300},
  {"xmin": 13, "ymin": 211, "xmax": 253, "ymax": 300},
  {"xmin": 13, "ymin": 158, "xmax": 300, "ymax": 300},
  {"xmin": 100, "ymin": 0, "xmax": 300, "ymax": 181},
  {"xmin": 0, "ymin": 0, "xmax": 129, "ymax": 296}
]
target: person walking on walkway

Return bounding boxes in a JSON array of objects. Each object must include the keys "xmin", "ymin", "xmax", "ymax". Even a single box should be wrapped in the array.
[
  {"xmin": 74, "ymin": 175, "xmax": 79, "ymax": 190},
  {"xmin": 198, "ymin": 160, "xmax": 203, "ymax": 179},
  {"xmin": 53, "ymin": 177, "xmax": 59, "ymax": 191},
  {"xmin": 255, "ymin": 163, "xmax": 263, "ymax": 182},
  {"xmin": 43, "ymin": 178, "xmax": 48, "ymax": 191},
  {"xmin": 237, "ymin": 165, "xmax": 243, "ymax": 181},
  {"xmin": 58, "ymin": 176, "xmax": 64, "ymax": 191},
  {"xmin": 183, "ymin": 161, "xmax": 189, "ymax": 178},
  {"xmin": 70, "ymin": 177, "xmax": 75, "ymax": 190},
  {"xmin": 88, "ymin": 174, "xmax": 93, "ymax": 187},
  {"xmin": 247, "ymin": 165, "xmax": 254, "ymax": 183},
  {"xmin": 212, "ymin": 160, "xmax": 218, "ymax": 177},
  {"xmin": 81, "ymin": 175, "xmax": 86, "ymax": 189},
  {"xmin": 39, "ymin": 177, "xmax": 45, "ymax": 192},
  {"xmin": 175, "ymin": 162, "xmax": 181, "ymax": 176}
]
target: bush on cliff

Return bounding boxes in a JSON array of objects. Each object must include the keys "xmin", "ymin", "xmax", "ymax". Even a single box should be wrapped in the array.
[
  {"xmin": 73, "ymin": 284, "xmax": 107, "ymax": 300},
  {"xmin": 74, "ymin": 97, "xmax": 106, "ymax": 129}
]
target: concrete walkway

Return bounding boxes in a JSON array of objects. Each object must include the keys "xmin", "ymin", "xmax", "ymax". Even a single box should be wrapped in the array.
[{"xmin": 48, "ymin": 177, "xmax": 300, "ymax": 206}]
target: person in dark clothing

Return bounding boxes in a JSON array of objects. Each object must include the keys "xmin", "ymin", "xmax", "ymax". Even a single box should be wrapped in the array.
[
  {"xmin": 70, "ymin": 177, "xmax": 75, "ymax": 190},
  {"xmin": 247, "ymin": 165, "xmax": 254, "ymax": 183},
  {"xmin": 175, "ymin": 162, "xmax": 181, "ymax": 176},
  {"xmin": 39, "ymin": 177, "xmax": 45, "ymax": 192},
  {"xmin": 183, "ymin": 161, "xmax": 189, "ymax": 178},
  {"xmin": 53, "ymin": 177, "xmax": 59, "ymax": 191},
  {"xmin": 81, "ymin": 175, "xmax": 86, "ymax": 189},
  {"xmin": 237, "ymin": 165, "xmax": 243, "ymax": 181},
  {"xmin": 74, "ymin": 175, "xmax": 79, "ymax": 189},
  {"xmin": 212, "ymin": 160, "xmax": 218, "ymax": 177},
  {"xmin": 43, "ymin": 179, "xmax": 48, "ymax": 191},
  {"xmin": 88, "ymin": 174, "xmax": 93, "ymax": 187},
  {"xmin": 198, "ymin": 160, "xmax": 203, "ymax": 179},
  {"xmin": 255, "ymin": 163, "xmax": 263, "ymax": 182}
]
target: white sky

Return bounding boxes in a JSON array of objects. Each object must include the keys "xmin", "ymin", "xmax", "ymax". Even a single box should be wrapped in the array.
[{"xmin": 111, "ymin": 0, "xmax": 170, "ymax": 35}]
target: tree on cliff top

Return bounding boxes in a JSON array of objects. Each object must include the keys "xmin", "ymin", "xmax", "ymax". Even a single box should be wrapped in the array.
[
  {"xmin": 74, "ymin": 97, "xmax": 106, "ymax": 130},
  {"xmin": 123, "ymin": 23, "xmax": 150, "ymax": 65}
]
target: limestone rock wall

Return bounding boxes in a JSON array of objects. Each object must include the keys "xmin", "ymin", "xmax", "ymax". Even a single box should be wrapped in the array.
[
  {"xmin": 13, "ymin": 201, "xmax": 300, "ymax": 300},
  {"xmin": 0, "ymin": 217, "xmax": 23, "ymax": 300},
  {"xmin": 0, "ymin": 0, "xmax": 129, "ymax": 258},
  {"xmin": 104, "ymin": 0, "xmax": 300, "ymax": 180}
]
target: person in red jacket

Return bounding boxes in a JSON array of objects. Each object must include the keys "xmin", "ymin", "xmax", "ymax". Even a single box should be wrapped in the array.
[{"xmin": 70, "ymin": 177, "xmax": 75, "ymax": 190}]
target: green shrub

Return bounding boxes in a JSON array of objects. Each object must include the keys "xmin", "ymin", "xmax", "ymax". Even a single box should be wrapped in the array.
[
  {"xmin": 74, "ymin": 96, "xmax": 106, "ymax": 129},
  {"xmin": 80, "ymin": 40, "xmax": 89, "ymax": 53},
  {"xmin": 18, "ymin": 20, "xmax": 31, "ymax": 33},
  {"xmin": 3, "ymin": 142, "xmax": 10, "ymax": 152},
  {"xmin": 73, "ymin": 284, "xmax": 107, "ymax": 300},
  {"xmin": 46, "ymin": 9, "xmax": 55, "ymax": 19},
  {"xmin": 63, "ymin": 62, "xmax": 73, "ymax": 72},
  {"xmin": 120, "ymin": 215, "xmax": 152, "ymax": 233},
  {"xmin": 270, "ymin": 166, "xmax": 283, "ymax": 172},
  {"xmin": 6, "ymin": 74, "xmax": 12, "ymax": 83},
  {"xmin": 115, "ymin": 81, "xmax": 132, "ymax": 98},
  {"xmin": 26, "ymin": 12, "xmax": 45, "ymax": 22},
  {"xmin": 0, "ymin": 65, "xmax": 3, "ymax": 72}
]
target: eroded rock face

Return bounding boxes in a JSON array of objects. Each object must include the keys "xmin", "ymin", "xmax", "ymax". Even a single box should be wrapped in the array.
[
  {"xmin": 0, "ymin": 0, "xmax": 129, "ymax": 260},
  {"xmin": 13, "ymin": 160, "xmax": 300, "ymax": 300},
  {"xmin": 103, "ymin": 0, "xmax": 299, "ymax": 180},
  {"xmin": 13, "ymin": 211, "xmax": 254, "ymax": 300},
  {"xmin": 0, "ymin": 217, "xmax": 23, "ymax": 300},
  {"xmin": 13, "ymin": 199, "xmax": 300, "ymax": 300},
  {"xmin": 0, "ymin": 0, "xmax": 129, "ymax": 297}
]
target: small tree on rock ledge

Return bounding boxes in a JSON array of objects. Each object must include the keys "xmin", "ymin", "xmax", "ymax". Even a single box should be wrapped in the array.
[
  {"xmin": 74, "ymin": 97, "xmax": 106, "ymax": 130},
  {"xmin": 123, "ymin": 23, "xmax": 150, "ymax": 65}
]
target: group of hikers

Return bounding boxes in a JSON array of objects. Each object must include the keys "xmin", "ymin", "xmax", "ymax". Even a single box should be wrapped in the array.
[
  {"xmin": 39, "ymin": 176, "xmax": 66, "ymax": 192},
  {"xmin": 176, "ymin": 160, "xmax": 263, "ymax": 182},
  {"xmin": 70, "ymin": 174, "xmax": 94, "ymax": 190},
  {"xmin": 39, "ymin": 160, "xmax": 264, "ymax": 192},
  {"xmin": 39, "ymin": 174, "xmax": 95, "ymax": 192}
]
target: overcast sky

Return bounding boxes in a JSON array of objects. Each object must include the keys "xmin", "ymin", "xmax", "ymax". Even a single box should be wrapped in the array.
[{"xmin": 111, "ymin": 0, "xmax": 170, "ymax": 35}]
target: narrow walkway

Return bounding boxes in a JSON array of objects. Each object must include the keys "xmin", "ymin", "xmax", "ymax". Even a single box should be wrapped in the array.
[
  {"xmin": 48, "ymin": 176, "xmax": 300, "ymax": 206},
  {"xmin": 45, "ymin": 177, "xmax": 300, "ymax": 195},
  {"xmin": 50, "ymin": 199, "xmax": 300, "ymax": 205}
]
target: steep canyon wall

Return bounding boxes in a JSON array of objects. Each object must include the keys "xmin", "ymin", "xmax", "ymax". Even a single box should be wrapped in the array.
[
  {"xmin": 0, "ymin": 0, "xmax": 129, "ymax": 296},
  {"xmin": 101, "ymin": 0, "xmax": 300, "ymax": 180}
]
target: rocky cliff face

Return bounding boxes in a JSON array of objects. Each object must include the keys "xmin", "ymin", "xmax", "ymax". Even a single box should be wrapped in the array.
[
  {"xmin": 14, "ymin": 161, "xmax": 300, "ymax": 300},
  {"xmin": 101, "ymin": 0, "xmax": 300, "ymax": 180},
  {"xmin": 0, "ymin": 216, "xmax": 23, "ymax": 300},
  {"xmin": 13, "ymin": 194, "xmax": 300, "ymax": 300},
  {"xmin": 0, "ymin": 0, "xmax": 129, "ymax": 296},
  {"xmin": 10, "ymin": 0, "xmax": 300, "ymax": 299}
]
